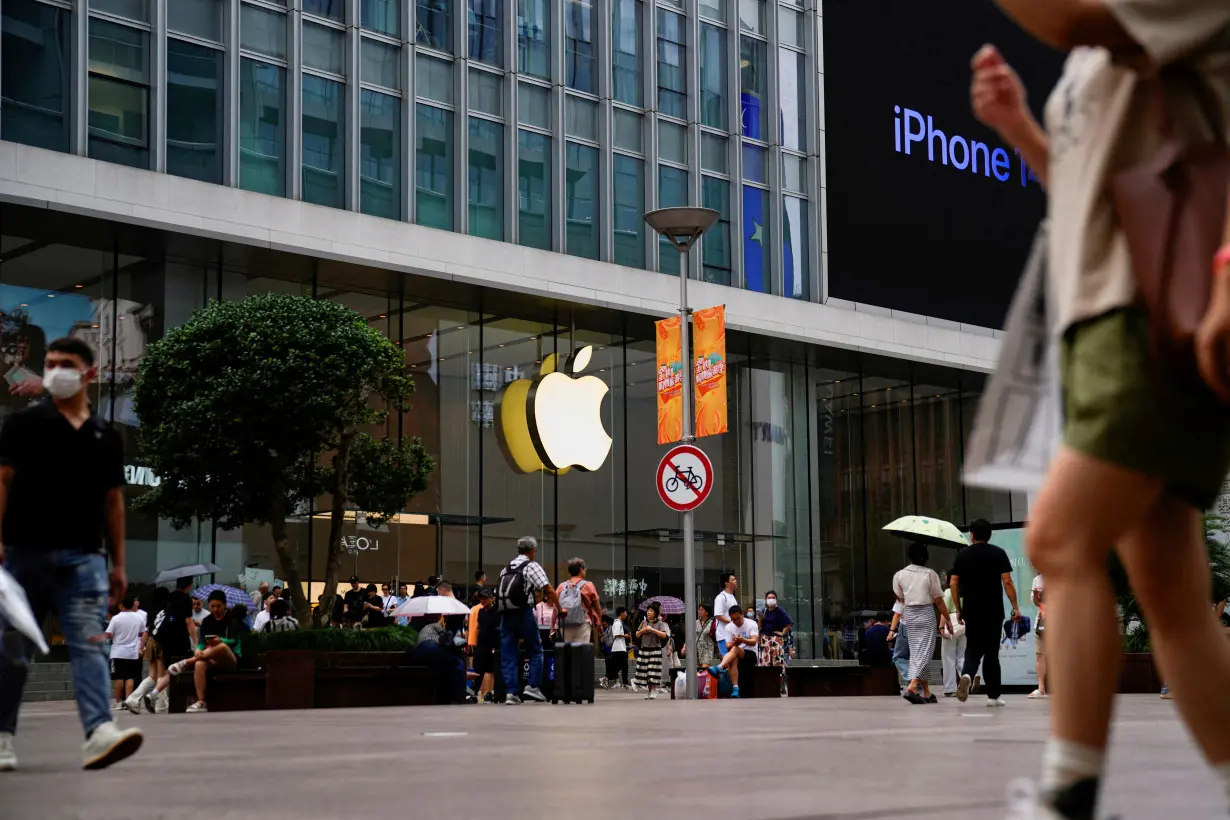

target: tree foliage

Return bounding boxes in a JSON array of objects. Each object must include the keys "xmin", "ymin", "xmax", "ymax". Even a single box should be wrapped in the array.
[{"xmin": 132, "ymin": 293, "xmax": 434, "ymax": 624}]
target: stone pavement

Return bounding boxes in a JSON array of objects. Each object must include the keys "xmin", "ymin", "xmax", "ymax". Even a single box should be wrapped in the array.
[{"xmin": 0, "ymin": 692, "xmax": 1219, "ymax": 820}]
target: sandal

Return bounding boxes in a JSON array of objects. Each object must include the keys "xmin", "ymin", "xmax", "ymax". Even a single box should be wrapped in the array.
[{"xmin": 902, "ymin": 690, "xmax": 925, "ymax": 705}]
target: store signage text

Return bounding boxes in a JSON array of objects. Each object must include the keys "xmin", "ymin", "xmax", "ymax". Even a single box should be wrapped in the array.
[
  {"xmin": 125, "ymin": 465, "xmax": 161, "ymax": 487},
  {"xmin": 342, "ymin": 536, "xmax": 380, "ymax": 555}
]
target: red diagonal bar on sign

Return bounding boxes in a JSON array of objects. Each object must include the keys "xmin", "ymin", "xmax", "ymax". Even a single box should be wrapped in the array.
[{"xmin": 666, "ymin": 456, "xmax": 700, "ymax": 501}]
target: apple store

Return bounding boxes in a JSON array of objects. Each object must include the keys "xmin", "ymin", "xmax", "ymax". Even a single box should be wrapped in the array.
[{"xmin": 0, "ymin": 202, "xmax": 1027, "ymax": 659}]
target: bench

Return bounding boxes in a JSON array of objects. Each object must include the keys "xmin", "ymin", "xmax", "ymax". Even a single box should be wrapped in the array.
[
  {"xmin": 168, "ymin": 670, "xmax": 265, "ymax": 713},
  {"xmin": 667, "ymin": 661, "xmax": 782, "ymax": 698}
]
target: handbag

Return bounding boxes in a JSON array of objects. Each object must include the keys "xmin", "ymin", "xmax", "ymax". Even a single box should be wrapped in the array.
[{"xmin": 1109, "ymin": 68, "xmax": 1230, "ymax": 387}]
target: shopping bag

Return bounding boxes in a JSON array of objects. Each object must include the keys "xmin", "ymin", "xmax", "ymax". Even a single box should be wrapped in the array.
[
  {"xmin": 0, "ymin": 565, "xmax": 48, "ymax": 654},
  {"xmin": 964, "ymin": 223, "xmax": 1062, "ymax": 493}
]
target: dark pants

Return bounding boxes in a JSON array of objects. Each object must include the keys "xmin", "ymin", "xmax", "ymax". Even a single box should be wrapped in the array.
[
  {"xmin": 412, "ymin": 642, "xmax": 467, "ymax": 703},
  {"xmin": 499, "ymin": 608, "xmax": 542, "ymax": 696},
  {"xmin": 605, "ymin": 651, "xmax": 628, "ymax": 685},
  {"xmin": 962, "ymin": 617, "xmax": 1002, "ymax": 700}
]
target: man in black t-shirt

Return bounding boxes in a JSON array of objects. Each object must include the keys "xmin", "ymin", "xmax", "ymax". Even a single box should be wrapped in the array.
[
  {"xmin": 148, "ymin": 576, "xmax": 197, "ymax": 709},
  {"xmin": 951, "ymin": 519, "xmax": 1021, "ymax": 705},
  {"xmin": 342, "ymin": 576, "xmax": 367, "ymax": 627}
]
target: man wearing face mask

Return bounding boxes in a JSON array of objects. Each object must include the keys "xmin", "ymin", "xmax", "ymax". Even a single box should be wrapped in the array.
[{"xmin": 0, "ymin": 337, "xmax": 142, "ymax": 772}]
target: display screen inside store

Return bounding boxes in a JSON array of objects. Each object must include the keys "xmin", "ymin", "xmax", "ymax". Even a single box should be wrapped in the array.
[{"xmin": 822, "ymin": 0, "xmax": 1064, "ymax": 329}]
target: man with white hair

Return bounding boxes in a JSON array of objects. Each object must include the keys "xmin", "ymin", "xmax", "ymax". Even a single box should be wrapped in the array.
[{"xmin": 495, "ymin": 536, "xmax": 559, "ymax": 704}]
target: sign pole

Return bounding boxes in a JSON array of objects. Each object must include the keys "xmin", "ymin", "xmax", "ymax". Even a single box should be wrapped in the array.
[{"xmin": 679, "ymin": 248, "xmax": 698, "ymax": 701}]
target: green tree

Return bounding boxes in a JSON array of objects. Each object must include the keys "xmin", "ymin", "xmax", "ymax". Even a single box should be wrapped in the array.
[{"xmin": 132, "ymin": 293, "xmax": 434, "ymax": 625}]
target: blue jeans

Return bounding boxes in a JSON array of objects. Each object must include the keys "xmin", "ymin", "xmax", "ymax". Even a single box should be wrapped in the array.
[
  {"xmin": 892, "ymin": 619, "xmax": 910, "ymax": 683},
  {"xmin": 0, "ymin": 549, "xmax": 111, "ymax": 738},
  {"xmin": 500, "ymin": 608, "xmax": 542, "ymax": 696}
]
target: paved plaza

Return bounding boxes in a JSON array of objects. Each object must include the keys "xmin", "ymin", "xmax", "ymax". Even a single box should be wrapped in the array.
[{"xmin": 0, "ymin": 692, "xmax": 1219, "ymax": 820}]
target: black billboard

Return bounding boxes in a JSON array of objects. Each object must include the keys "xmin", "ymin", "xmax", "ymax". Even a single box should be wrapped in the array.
[{"xmin": 822, "ymin": 1, "xmax": 1064, "ymax": 328}]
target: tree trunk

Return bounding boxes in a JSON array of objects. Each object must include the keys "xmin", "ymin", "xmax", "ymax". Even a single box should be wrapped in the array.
[
  {"xmin": 316, "ymin": 432, "xmax": 356, "ymax": 629},
  {"xmin": 269, "ymin": 501, "xmax": 312, "ymax": 626}
]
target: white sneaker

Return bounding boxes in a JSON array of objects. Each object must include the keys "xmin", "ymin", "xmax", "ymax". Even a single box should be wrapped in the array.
[
  {"xmin": 185, "ymin": 701, "xmax": 208, "ymax": 713},
  {"xmin": 1004, "ymin": 778, "xmax": 1063, "ymax": 819},
  {"xmin": 648, "ymin": 689, "xmax": 658, "ymax": 700},
  {"xmin": 986, "ymin": 698, "xmax": 1007, "ymax": 708},
  {"xmin": 82, "ymin": 722, "xmax": 143, "ymax": 770},
  {"xmin": 521, "ymin": 686, "xmax": 547, "ymax": 703},
  {"xmin": 123, "ymin": 695, "xmax": 142, "ymax": 716},
  {"xmin": 0, "ymin": 732, "xmax": 15, "ymax": 772},
  {"xmin": 956, "ymin": 674, "xmax": 972, "ymax": 703},
  {"xmin": 1027, "ymin": 689, "xmax": 1048, "ymax": 699},
  {"xmin": 628, "ymin": 683, "xmax": 640, "ymax": 693}
]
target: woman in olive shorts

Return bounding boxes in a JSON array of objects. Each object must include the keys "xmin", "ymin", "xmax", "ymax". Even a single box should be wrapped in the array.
[{"xmin": 971, "ymin": 2, "xmax": 1230, "ymax": 818}]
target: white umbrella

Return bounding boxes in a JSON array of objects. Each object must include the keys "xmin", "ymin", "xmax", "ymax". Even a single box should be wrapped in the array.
[
  {"xmin": 882, "ymin": 515, "xmax": 968, "ymax": 548},
  {"xmin": 391, "ymin": 596, "xmax": 473, "ymax": 617},
  {"xmin": 0, "ymin": 566, "xmax": 49, "ymax": 654},
  {"xmin": 154, "ymin": 563, "xmax": 220, "ymax": 584}
]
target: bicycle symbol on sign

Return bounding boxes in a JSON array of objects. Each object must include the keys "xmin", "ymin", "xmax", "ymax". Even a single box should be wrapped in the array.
[{"xmin": 665, "ymin": 465, "xmax": 705, "ymax": 494}]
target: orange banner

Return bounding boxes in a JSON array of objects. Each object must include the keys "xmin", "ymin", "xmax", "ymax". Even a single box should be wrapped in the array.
[
  {"xmin": 693, "ymin": 305, "xmax": 728, "ymax": 438},
  {"xmin": 655, "ymin": 316, "xmax": 684, "ymax": 444}
]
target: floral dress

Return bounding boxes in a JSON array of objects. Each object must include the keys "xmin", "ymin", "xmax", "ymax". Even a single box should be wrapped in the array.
[{"xmin": 694, "ymin": 617, "xmax": 717, "ymax": 668}]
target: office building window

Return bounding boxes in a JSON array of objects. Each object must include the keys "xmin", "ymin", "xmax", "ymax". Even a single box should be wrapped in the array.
[
  {"xmin": 303, "ymin": 0, "xmax": 344, "ymax": 22},
  {"xmin": 783, "ymin": 196, "xmax": 808, "ymax": 299},
  {"xmin": 302, "ymin": 74, "xmax": 345, "ymax": 209},
  {"xmin": 742, "ymin": 184, "xmax": 770, "ymax": 292},
  {"xmin": 468, "ymin": 118, "xmax": 504, "ymax": 240},
  {"xmin": 702, "ymin": 176, "xmax": 731, "ymax": 285},
  {"xmin": 166, "ymin": 39, "xmax": 222, "ymax": 184},
  {"xmin": 87, "ymin": 18, "xmax": 150, "ymax": 169},
  {"xmin": 416, "ymin": 104, "xmax": 454, "ymax": 230},
  {"xmin": 658, "ymin": 165, "xmax": 687, "ymax": 274},
  {"xmin": 517, "ymin": 0, "xmax": 550, "ymax": 78},
  {"xmin": 565, "ymin": 0, "xmax": 595, "ymax": 93},
  {"xmin": 518, "ymin": 130, "xmax": 551, "ymax": 250},
  {"xmin": 361, "ymin": 0, "xmax": 399, "ymax": 35},
  {"xmin": 611, "ymin": 0, "xmax": 642, "ymax": 107},
  {"xmin": 700, "ymin": 23, "xmax": 727, "ymax": 129},
  {"xmin": 1, "ymin": 0, "xmax": 71, "ymax": 152},
  {"xmin": 91, "ymin": 0, "xmax": 148, "ymax": 23},
  {"xmin": 241, "ymin": 3, "xmax": 287, "ymax": 59},
  {"xmin": 303, "ymin": 21, "xmax": 346, "ymax": 75},
  {"xmin": 779, "ymin": 48, "xmax": 806, "ymax": 152},
  {"xmin": 468, "ymin": 0, "xmax": 502, "ymax": 66},
  {"xmin": 656, "ymin": 10, "xmax": 685, "ymax": 120},
  {"xmin": 362, "ymin": 38, "xmax": 401, "ymax": 90},
  {"xmin": 613, "ymin": 155, "xmax": 644, "ymax": 269},
  {"xmin": 239, "ymin": 59, "xmax": 285, "ymax": 196},
  {"xmin": 360, "ymin": 90, "xmax": 401, "ymax": 219},
  {"xmin": 565, "ymin": 142, "xmax": 598, "ymax": 259},
  {"xmin": 739, "ymin": 36, "xmax": 766, "ymax": 140},
  {"xmin": 169, "ymin": 0, "xmax": 223, "ymax": 42},
  {"xmin": 416, "ymin": 0, "xmax": 452, "ymax": 52}
]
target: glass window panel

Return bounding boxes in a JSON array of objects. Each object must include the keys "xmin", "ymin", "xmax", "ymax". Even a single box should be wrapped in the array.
[
  {"xmin": 89, "ymin": 17, "xmax": 147, "ymax": 85},
  {"xmin": 415, "ymin": 104, "xmax": 454, "ymax": 230},
  {"xmin": 656, "ymin": 10, "xmax": 686, "ymax": 119},
  {"xmin": 90, "ymin": 0, "xmax": 147, "ymax": 23},
  {"xmin": 658, "ymin": 118, "xmax": 686, "ymax": 164},
  {"xmin": 517, "ymin": 82, "xmax": 549, "ymax": 127},
  {"xmin": 2, "ymin": 0, "xmax": 71, "ymax": 152},
  {"xmin": 361, "ymin": 0, "xmax": 399, "ymax": 35},
  {"xmin": 782, "ymin": 152, "xmax": 804, "ymax": 192},
  {"xmin": 565, "ymin": 96, "xmax": 597, "ymax": 141},
  {"xmin": 239, "ymin": 58, "xmax": 285, "ymax": 196},
  {"xmin": 241, "ymin": 4, "xmax": 286, "ymax": 60},
  {"xmin": 611, "ymin": 0, "xmax": 642, "ymax": 107},
  {"xmin": 303, "ymin": 0, "xmax": 344, "ymax": 21},
  {"xmin": 564, "ymin": 0, "xmax": 595, "ymax": 93},
  {"xmin": 779, "ymin": 48, "xmax": 807, "ymax": 151},
  {"xmin": 701, "ymin": 132, "xmax": 727, "ymax": 173},
  {"xmin": 517, "ymin": 0, "xmax": 550, "ymax": 78},
  {"xmin": 416, "ymin": 0, "xmax": 452, "ymax": 52},
  {"xmin": 613, "ymin": 155, "xmax": 644, "ymax": 268},
  {"xmin": 737, "ymin": 0, "xmax": 764, "ymax": 34},
  {"xmin": 699, "ymin": 0, "xmax": 726, "ymax": 24},
  {"xmin": 361, "ymin": 38, "xmax": 400, "ymax": 89},
  {"xmin": 169, "ymin": 0, "xmax": 223, "ymax": 42},
  {"xmin": 700, "ymin": 23, "xmax": 727, "ymax": 129},
  {"xmin": 783, "ymin": 196, "xmax": 809, "ymax": 299},
  {"xmin": 742, "ymin": 142, "xmax": 765, "ymax": 182},
  {"xmin": 657, "ymin": 165, "xmax": 687, "ymax": 274},
  {"xmin": 659, "ymin": 0, "xmax": 683, "ymax": 9},
  {"xmin": 303, "ymin": 21, "xmax": 345, "ymax": 75},
  {"xmin": 468, "ymin": 0, "xmax": 502, "ymax": 66},
  {"xmin": 613, "ymin": 108, "xmax": 642, "ymax": 152},
  {"xmin": 87, "ymin": 75, "xmax": 148, "ymax": 168},
  {"xmin": 468, "ymin": 117, "xmax": 504, "ymax": 239},
  {"xmin": 739, "ymin": 37, "xmax": 766, "ymax": 140},
  {"xmin": 469, "ymin": 70, "xmax": 503, "ymax": 116},
  {"xmin": 360, "ymin": 89, "xmax": 401, "ymax": 219},
  {"xmin": 166, "ymin": 39, "xmax": 222, "ymax": 184},
  {"xmin": 565, "ymin": 142, "xmax": 598, "ymax": 259},
  {"xmin": 778, "ymin": 7, "xmax": 802, "ymax": 48},
  {"xmin": 302, "ymin": 75, "xmax": 344, "ymax": 209},
  {"xmin": 518, "ymin": 130, "xmax": 552, "ymax": 250},
  {"xmin": 742, "ymin": 184, "xmax": 770, "ymax": 293},
  {"xmin": 701, "ymin": 176, "xmax": 731, "ymax": 284},
  {"xmin": 416, "ymin": 54, "xmax": 454, "ymax": 104}
]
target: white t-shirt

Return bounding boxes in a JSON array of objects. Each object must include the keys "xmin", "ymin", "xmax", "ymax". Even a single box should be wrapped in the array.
[
  {"xmin": 714, "ymin": 590, "xmax": 738, "ymax": 630},
  {"xmin": 1031, "ymin": 575, "xmax": 1044, "ymax": 594},
  {"xmin": 192, "ymin": 608, "xmax": 208, "ymax": 624},
  {"xmin": 721, "ymin": 618, "xmax": 759, "ymax": 654},
  {"xmin": 106, "ymin": 611, "xmax": 146, "ymax": 660},
  {"xmin": 253, "ymin": 610, "xmax": 271, "ymax": 633},
  {"xmin": 610, "ymin": 619, "xmax": 627, "ymax": 653}
]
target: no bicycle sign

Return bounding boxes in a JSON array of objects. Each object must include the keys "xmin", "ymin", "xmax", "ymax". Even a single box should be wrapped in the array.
[{"xmin": 657, "ymin": 444, "xmax": 713, "ymax": 512}]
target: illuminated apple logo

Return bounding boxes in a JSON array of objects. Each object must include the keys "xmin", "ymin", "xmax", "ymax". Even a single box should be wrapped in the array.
[{"xmin": 523, "ymin": 346, "xmax": 612, "ymax": 472}]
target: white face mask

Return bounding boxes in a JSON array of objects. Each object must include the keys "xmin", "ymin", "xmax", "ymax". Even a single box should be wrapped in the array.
[
  {"xmin": 766, "ymin": 598, "xmax": 777, "ymax": 608},
  {"xmin": 43, "ymin": 366, "xmax": 84, "ymax": 399}
]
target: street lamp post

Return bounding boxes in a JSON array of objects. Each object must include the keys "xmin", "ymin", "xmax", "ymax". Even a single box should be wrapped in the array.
[{"xmin": 643, "ymin": 206, "xmax": 720, "ymax": 701}]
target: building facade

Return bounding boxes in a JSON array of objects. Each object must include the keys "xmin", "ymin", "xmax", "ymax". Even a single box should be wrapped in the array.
[{"xmin": 0, "ymin": 0, "xmax": 1045, "ymax": 658}]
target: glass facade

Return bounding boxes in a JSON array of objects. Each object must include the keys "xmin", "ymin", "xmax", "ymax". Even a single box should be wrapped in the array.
[{"xmin": 3, "ymin": 0, "xmax": 820, "ymax": 298}]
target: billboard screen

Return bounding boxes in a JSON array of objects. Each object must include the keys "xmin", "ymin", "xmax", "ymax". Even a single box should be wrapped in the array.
[{"xmin": 822, "ymin": 1, "xmax": 1064, "ymax": 328}]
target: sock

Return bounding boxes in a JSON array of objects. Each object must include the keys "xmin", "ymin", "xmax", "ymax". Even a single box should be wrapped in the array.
[
  {"xmin": 1214, "ymin": 761, "xmax": 1230, "ymax": 806},
  {"xmin": 1041, "ymin": 740, "xmax": 1105, "ymax": 819}
]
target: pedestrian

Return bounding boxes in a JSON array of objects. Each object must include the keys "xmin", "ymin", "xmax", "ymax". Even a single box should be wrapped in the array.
[
  {"xmin": 146, "ymin": 575, "xmax": 198, "ymax": 712},
  {"xmin": 887, "ymin": 601, "xmax": 910, "ymax": 688},
  {"xmin": 602, "ymin": 607, "xmax": 631, "ymax": 689},
  {"xmin": 713, "ymin": 573, "xmax": 739, "ymax": 655},
  {"xmin": 534, "ymin": 595, "xmax": 558, "ymax": 647},
  {"xmin": 707, "ymin": 605, "xmax": 759, "ymax": 698},
  {"xmin": 757, "ymin": 590, "xmax": 793, "ymax": 671},
  {"xmin": 470, "ymin": 569, "xmax": 489, "ymax": 605},
  {"xmin": 467, "ymin": 589, "xmax": 498, "ymax": 702},
  {"xmin": 0, "ymin": 337, "xmax": 142, "ymax": 771},
  {"xmin": 495, "ymin": 536, "xmax": 557, "ymax": 704},
  {"xmin": 105, "ymin": 595, "xmax": 146, "ymax": 711},
  {"xmin": 249, "ymin": 581, "xmax": 269, "ymax": 613},
  {"xmin": 951, "ymin": 520, "xmax": 1019, "ymax": 708},
  {"xmin": 342, "ymin": 576, "xmax": 366, "ymax": 628},
  {"xmin": 166, "ymin": 590, "xmax": 242, "ymax": 713},
  {"xmin": 688, "ymin": 602, "xmax": 718, "ymax": 672},
  {"xmin": 972, "ymin": 8, "xmax": 1230, "ymax": 815},
  {"xmin": 126, "ymin": 587, "xmax": 168, "ymax": 715},
  {"xmin": 634, "ymin": 602, "xmax": 669, "ymax": 699},
  {"xmin": 436, "ymin": 580, "xmax": 455, "ymax": 598},
  {"xmin": 252, "ymin": 592, "xmax": 274, "ymax": 633},
  {"xmin": 412, "ymin": 615, "xmax": 468, "ymax": 704},
  {"xmin": 190, "ymin": 596, "xmax": 208, "ymax": 625},
  {"xmin": 385, "ymin": 582, "xmax": 410, "ymax": 625},
  {"xmin": 859, "ymin": 614, "xmax": 893, "ymax": 668},
  {"xmin": 262, "ymin": 597, "xmax": 299, "ymax": 632},
  {"xmin": 941, "ymin": 571, "xmax": 968, "ymax": 697},
  {"xmin": 557, "ymin": 557, "xmax": 602, "ymax": 644},
  {"xmin": 893, "ymin": 542, "xmax": 952, "ymax": 704},
  {"xmin": 362, "ymin": 584, "xmax": 387, "ymax": 627},
  {"xmin": 1029, "ymin": 573, "xmax": 1048, "ymax": 699}
]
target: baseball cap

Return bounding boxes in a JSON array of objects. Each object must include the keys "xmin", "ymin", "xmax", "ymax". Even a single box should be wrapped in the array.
[
  {"xmin": 477, "ymin": 588, "xmax": 495, "ymax": 600},
  {"xmin": 349, "ymin": 575, "xmax": 360, "ymax": 583}
]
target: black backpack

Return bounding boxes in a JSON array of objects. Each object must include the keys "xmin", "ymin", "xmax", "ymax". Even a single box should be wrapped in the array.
[{"xmin": 496, "ymin": 559, "xmax": 532, "ymax": 612}]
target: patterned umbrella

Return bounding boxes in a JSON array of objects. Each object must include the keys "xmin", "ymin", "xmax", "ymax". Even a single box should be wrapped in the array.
[
  {"xmin": 191, "ymin": 584, "xmax": 252, "ymax": 609},
  {"xmin": 882, "ymin": 515, "xmax": 968, "ymax": 548},
  {"xmin": 638, "ymin": 595, "xmax": 686, "ymax": 615}
]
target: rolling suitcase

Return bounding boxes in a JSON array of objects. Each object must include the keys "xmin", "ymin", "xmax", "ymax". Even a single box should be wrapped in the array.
[{"xmin": 552, "ymin": 641, "xmax": 596, "ymax": 704}]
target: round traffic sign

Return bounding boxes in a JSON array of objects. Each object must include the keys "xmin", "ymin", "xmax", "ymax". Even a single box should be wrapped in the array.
[{"xmin": 657, "ymin": 444, "xmax": 714, "ymax": 512}]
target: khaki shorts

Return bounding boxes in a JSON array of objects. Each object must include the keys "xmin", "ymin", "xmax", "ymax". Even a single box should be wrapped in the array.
[
  {"xmin": 1061, "ymin": 308, "xmax": 1230, "ymax": 510},
  {"xmin": 142, "ymin": 640, "xmax": 162, "ymax": 663},
  {"xmin": 1035, "ymin": 632, "xmax": 1045, "ymax": 657}
]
